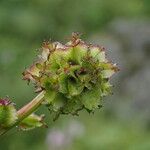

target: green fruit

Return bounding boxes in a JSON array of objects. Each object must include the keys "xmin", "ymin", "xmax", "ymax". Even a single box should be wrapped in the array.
[
  {"xmin": 23, "ymin": 33, "xmax": 118, "ymax": 120},
  {"xmin": 0, "ymin": 99, "xmax": 17, "ymax": 128}
]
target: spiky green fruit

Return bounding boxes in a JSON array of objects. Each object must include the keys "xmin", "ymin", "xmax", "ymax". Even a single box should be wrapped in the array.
[
  {"xmin": 0, "ymin": 98, "xmax": 18, "ymax": 128},
  {"xmin": 23, "ymin": 33, "xmax": 118, "ymax": 120}
]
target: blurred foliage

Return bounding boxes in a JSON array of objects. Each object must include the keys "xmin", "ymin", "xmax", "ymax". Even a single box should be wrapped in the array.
[{"xmin": 0, "ymin": 0, "xmax": 150, "ymax": 150}]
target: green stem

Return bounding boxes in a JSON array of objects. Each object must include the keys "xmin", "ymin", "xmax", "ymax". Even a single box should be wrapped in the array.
[{"xmin": 0, "ymin": 91, "xmax": 45, "ymax": 136}]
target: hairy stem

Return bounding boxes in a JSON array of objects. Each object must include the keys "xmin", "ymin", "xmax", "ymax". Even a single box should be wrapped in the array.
[{"xmin": 0, "ymin": 91, "xmax": 45, "ymax": 136}]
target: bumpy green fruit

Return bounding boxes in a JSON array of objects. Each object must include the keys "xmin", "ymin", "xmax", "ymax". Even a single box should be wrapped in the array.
[
  {"xmin": 23, "ymin": 33, "xmax": 118, "ymax": 120},
  {"xmin": 0, "ymin": 98, "xmax": 18, "ymax": 128}
]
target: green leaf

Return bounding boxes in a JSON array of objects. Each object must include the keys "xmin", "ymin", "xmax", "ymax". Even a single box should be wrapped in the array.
[
  {"xmin": 90, "ymin": 47, "xmax": 106, "ymax": 62},
  {"xmin": 70, "ymin": 45, "xmax": 87, "ymax": 64},
  {"xmin": 68, "ymin": 79, "xmax": 84, "ymax": 97},
  {"xmin": 80, "ymin": 85, "xmax": 102, "ymax": 110},
  {"xmin": 62, "ymin": 97, "xmax": 83, "ymax": 115},
  {"xmin": 99, "ymin": 62, "xmax": 114, "ymax": 69},
  {"xmin": 101, "ymin": 70, "xmax": 115, "ymax": 78},
  {"xmin": 58, "ymin": 72, "xmax": 68, "ymax": 94},
  {"xmin": 51, "ymin": 93, "xmax": 66, "ymax": 111},
  {"xmin": 18, "ymin": 114, "xmax": 46, "ymax": 131},
  {"xmin": 50, "ymin": 48, "xmax": 70, "ymax": 68},
  {"xmin": 101, "ymin": 82, "xmax": 112, "ymax": 96},
  {"xmin": 78, "ymin": 74, "xmax": 91, "ymax": 83}
]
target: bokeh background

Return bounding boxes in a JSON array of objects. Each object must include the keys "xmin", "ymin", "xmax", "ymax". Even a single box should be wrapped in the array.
[{"xmin": 0, "ymin": 0, "xmax": 150, "ymax": 150}]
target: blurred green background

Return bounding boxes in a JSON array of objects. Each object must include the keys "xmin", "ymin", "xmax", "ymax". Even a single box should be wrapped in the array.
[{"xmin": 0, "ymin": 0, "xmax": 150, "ymax": 150}]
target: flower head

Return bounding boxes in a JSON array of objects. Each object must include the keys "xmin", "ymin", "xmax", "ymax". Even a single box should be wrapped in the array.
[
  {"xmin": 23, "ymin": 33, "xmax": 118, "ymax": 120},
  {"xmin": 0, "ymin": 98, "xmax": 17, "ymax": 128}
]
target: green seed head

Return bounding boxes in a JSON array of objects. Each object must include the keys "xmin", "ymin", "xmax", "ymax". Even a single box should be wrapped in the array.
[
  {"xmin": 0, "ymin": 98, "xmax": 18, "ymax": 128},
  {"xmin": 23, "ymin": 33, "xmax": 118, "ymax": 120}
]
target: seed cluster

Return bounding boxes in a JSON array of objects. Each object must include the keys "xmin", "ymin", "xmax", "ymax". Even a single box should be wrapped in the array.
[
  {"xmin": 23, "ymin": 33, "xmax": 118, "ymax": 120},
  {"xmin": 0, "ymin": 98, "xmax": 17, "ymax": 128}
]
